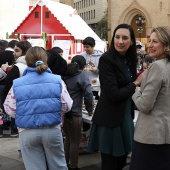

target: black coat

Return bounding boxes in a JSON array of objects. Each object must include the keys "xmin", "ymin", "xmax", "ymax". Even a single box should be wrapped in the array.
[
  {"xmin": 92, "ymin": 52, "xmax": 136, "ymax": 128},
  {"xmin": 0, "ymin": 50, "xmax": 15, "ymax": 85},
  {"xmin": 47, "ymin": 50, "xmax": 67, "ymax": 76}
]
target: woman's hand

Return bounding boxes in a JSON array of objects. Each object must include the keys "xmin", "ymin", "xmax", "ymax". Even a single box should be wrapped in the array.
[
  {"xmin": 135, "ymin": 86, "xmax": 141, "ymax": 92},
  {"xmin": 88, "ymin": 112, "xmax": 93, "ymax": 116},
  {"xmin": 90, "ymin": 67, "xmax": 98, "ymax": 73},
  {"xmin": 1, "ymin": 62, "xmax": 9, "ymax": 72},
  {"xmin": 91, "ymin": 79, "xmax": 97, "ymax": 84}
]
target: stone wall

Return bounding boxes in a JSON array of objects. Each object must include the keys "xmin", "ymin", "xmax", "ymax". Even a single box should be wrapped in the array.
[{"xmin": 108, "ymin": 0, "xmax": 170, "ymax": 44}]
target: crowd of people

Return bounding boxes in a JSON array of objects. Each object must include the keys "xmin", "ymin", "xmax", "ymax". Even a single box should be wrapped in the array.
[{"xmin": 0, "ymin": 24, "xmax": 170, "ymax": 170}]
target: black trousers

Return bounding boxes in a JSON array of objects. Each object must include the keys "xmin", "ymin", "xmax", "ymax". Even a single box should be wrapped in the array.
[{"xmin": 101, "ymin": 152, "xmax": 127, "ymax": 170}]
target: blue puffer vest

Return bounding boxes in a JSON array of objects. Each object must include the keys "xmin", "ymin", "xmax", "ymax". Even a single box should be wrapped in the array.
[{"xmin": 13, "ymin": 67, "xmax": 62, "ymax": 128}]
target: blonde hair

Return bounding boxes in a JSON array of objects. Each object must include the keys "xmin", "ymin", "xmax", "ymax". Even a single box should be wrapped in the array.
[
  {"xmin": 25, "ymin": 46, "xmax": 48, "ymax": 74},
  {"xmin": 151, "ymin": 26, "xmax": 170, "ymax": 60}
]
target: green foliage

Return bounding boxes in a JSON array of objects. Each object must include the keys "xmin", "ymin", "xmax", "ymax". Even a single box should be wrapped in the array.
[
  {"xmin": 6, "ymin": 32, "xmax": 9, "ymax": 39},
  {"xmin": 17, "ymin": 33, "xmax": 21, "ymax": 41},
  {"xmin": 97, "ymin": 9, "xmax": 108, "ymax": 40},
  {"xmin": 42, "ymin": 32, "xmax": 48, "ymax": 45}
]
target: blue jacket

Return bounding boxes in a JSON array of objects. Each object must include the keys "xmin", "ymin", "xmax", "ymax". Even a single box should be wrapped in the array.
[{"xmin": 13, "ymin": 67, "xmax": 62, "ymax": 128}]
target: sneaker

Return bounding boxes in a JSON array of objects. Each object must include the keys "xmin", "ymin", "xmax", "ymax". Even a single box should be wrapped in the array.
[{"xmin": 10, "ymin": 132, "xmax": 18, "ymax": 137}]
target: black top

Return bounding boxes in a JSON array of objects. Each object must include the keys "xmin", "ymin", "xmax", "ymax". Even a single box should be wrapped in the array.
[
  {"xmin": 47, "ymin": 50, "xmax": 67, "ymax": 76},
  {"xmin": 92, "ymin": 52, "xmax": 136, "ymax": 128},
  {"xmin": 0, "ymin": 50, "xmax": 15, "ymax": 67},
  {"xmin": 3, "ymin": 65, "xmax": 19, "ymax": 98},
  {"xmin": 0, "ymin": 50, "xmax": 15, "ymax": 85}
]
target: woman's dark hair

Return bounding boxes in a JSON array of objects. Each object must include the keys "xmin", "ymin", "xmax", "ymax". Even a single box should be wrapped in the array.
[
  {"xmin": 8, "ymin": 40, "xmax": 19, "ymax": 48},
  {"xmin": 0, "ymin": 40, "xmax": 8, "ymax": 51},
  {"xmin": 71, "ymin": 55, "xmax": 86, "ymax": 69},
  {"xmin": 52, "ymin": 47, "xmax": 63, "ymax": 54},
  {"xmin": 107, "ymin": 23, "xmax": 137, "ymax": 78},
  {"xmin": 16, "ymin": 41, "xmax": 32, "ymax": 56},
  {"xmin": 66, "ymin": 55, "xmax": 86, "ymax": 76}
]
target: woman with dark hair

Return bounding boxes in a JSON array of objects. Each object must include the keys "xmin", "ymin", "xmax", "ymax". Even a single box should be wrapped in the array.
[
  {"xmin": 3, "ymin": 41, "xmax": 32, "ymax": 98},
  {"xmin": 63, "ymin": 55, "xmax": 94, "ymax": 170},
  {"xmin": 87, "ymin": 24, "xmax": 145, "ymax": 170},
  {"xmin": 51, "ymin": 46, "xmax": 64, "ymax": 57},
  {"xmin": 3, "ymin": 40, "xmax": 32, "ymax": 137}
]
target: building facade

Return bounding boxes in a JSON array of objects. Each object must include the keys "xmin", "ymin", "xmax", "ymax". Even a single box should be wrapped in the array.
[
  {"xmin": 74, "ymin": 0, "xmax": 108, "ymax": 38},
  {"xmin": 108, "ymin": 0, "xmax": 170, "ymax": 44}
]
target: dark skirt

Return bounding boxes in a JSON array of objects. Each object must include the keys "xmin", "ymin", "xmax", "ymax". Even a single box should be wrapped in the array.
[
  {"xmin": 130, "ymin": 141, "xmax": 170, "ymax": 170},
  {"xmin": 88, "ymin": 98, "xmax": 134, "ymax": 157}
]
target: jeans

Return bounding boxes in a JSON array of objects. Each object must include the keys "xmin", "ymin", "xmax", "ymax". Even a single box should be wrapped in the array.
[
  {"xmin": 19, "ymin": 127, "xmax": 68, "ymax": 170},
  {"xmin": 63, "ymin": 116, "xmax": 82, "ymax": 168}
]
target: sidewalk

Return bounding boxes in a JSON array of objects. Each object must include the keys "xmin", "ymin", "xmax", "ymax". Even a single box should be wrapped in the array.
[{"xmin": 0, "ymin": 130, "xmax": 101, "ymax": 170}]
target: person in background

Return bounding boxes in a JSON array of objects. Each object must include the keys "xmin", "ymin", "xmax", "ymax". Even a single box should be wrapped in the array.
[
  {"xmin": 63, "ymin": 55, "xmax": 94, "ymax": 170},
  {"xmin": 130, "ymin": 27, "xmax": 170, "ymax": 170},
  {"xmin": 0, "ymin": 40, "xmax": 18, "ymax": 67},
  {"xmin": 0, "ymin": 40, "xmax": 19, "ymax": 133},
  {"xmin": 87, "ymin": 24, "xmax": 145, "ymax": 170},
  {"xmin": 52, "ymin": 46, "xmax": 64, "ymax": 57},
  {"xmin": 3, "ymin": 40, "xmax": 32, "ymax": 137},
  {"xmin": 136, "ymin": 41, "xmax": 145, "ymax": 73},
  {"xmin": 4, "ymin": 46, "xmax": 72, "ymax": 170},
  {"xmin": 0, "ymin": 39, "xmax": 18, "ymax": 109},
  {"xmin": 136, "ymin": 41, "xmax": 142, "ymax": 52},
  {"xmin": 0, "ymin": 40, "xmax": 8, "ymax": 52},
  {"xmin": 137, "ymin": 55, "xmax": 154, "ymax": 77},
  {"xmin": 81, "ymin": 37, "xmax": 103, "ymax": 132},
  {"xmin": 81, "ymin": 36, "xmax": 103, "ymax": 100}
]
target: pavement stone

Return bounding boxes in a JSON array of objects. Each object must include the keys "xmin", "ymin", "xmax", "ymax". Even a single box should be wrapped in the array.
[{"xmin": 0, "ymin": 130, "xmax": 101, "ymax": 170}]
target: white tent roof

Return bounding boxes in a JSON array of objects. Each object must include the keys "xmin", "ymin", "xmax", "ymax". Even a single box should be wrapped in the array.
[{"xmin": 12, "ymin": 0, "xmax": 102, "ymax": 41}]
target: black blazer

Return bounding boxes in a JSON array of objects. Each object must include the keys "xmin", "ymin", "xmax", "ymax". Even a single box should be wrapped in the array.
[{"xmin": 92, "ymin": 52, "xmax": 136, "ymax": 127}]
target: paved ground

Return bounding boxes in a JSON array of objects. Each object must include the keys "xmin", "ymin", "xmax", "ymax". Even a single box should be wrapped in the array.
[
  {"xmin": 0, "ymin": 130, "xmax": 101, "ymax": 170},
  {"xmin": 0, "ymin": 129, "xmax": 130, "ymax": 170}
]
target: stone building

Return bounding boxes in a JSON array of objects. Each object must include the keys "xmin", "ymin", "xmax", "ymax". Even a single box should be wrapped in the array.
[
  {"xmin": 108, "ymin": 0, "xmax": 170, "ymax": 44},
  {"xmin": 74, "ymin": 0, "xmax": 108, "ymax": 38}
]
